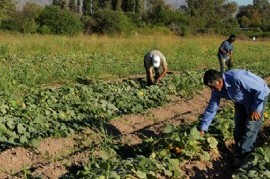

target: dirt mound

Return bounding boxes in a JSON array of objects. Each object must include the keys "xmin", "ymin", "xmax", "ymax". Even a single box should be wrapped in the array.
[{"xmin": 0, "ymin": 147, "xmax": 35, "ymax": 178}]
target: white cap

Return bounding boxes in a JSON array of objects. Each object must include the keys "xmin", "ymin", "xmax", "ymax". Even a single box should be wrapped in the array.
[{"xmin": 152, "ymin": 55, "xmax": 161, "ymax": 68}]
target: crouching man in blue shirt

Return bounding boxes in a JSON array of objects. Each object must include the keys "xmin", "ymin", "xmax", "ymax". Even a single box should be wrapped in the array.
[{"xmin": 199, "ymin": 69, "xmax": 269, "ymax": 167}]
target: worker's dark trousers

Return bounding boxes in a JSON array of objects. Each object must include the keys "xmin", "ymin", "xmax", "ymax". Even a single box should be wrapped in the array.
[{"xmin": 233, "ymin": 96, "xmax": 268, "ymax": 157}]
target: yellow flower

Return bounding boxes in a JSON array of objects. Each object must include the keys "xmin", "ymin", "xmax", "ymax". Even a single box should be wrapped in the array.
[
  {"xmin": 174, "ymin": 147, "xmax": 183, "ymax": 154},
  {"xmin": 138, "ymin": 91, "xmax": 144, "ymax": 96},
  {"xmin": 264, "ymin": 112, "xmax": 268, "ymax": 118}
]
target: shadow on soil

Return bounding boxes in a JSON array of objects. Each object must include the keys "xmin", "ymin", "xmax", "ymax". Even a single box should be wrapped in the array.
[
  {"xmin": 188, "ymin": 141, "xmax": 234, "ymax": 179},
  {"xmin": 59, "ymin": 122, "xmax": 270, "ymax": 178}
]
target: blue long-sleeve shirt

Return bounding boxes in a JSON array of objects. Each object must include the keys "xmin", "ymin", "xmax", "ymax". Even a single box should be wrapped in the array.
[{"xmin": 200, "ymin": 69, "xmax": 270, "ymax": 131}]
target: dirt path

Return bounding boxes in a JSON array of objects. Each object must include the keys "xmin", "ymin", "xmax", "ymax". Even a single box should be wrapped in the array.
[
  {"xmin": 109, "ymin": 88, "xmax": 211, "ymax": 144},
  {"xmin": 0, "ymin": 76, "xmax": 270, "ymax": 178}
]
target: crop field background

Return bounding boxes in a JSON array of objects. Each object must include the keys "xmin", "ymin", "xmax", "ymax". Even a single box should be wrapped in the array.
[
  {"xmin": 1, "ymin": 32, "xmax": 270, "ymax": 96},
  {"xmin": 0, "ymin": 33, "xmax": 269, "ymax": 178}
]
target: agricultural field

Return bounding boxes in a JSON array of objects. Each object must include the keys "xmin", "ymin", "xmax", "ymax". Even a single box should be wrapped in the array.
[{"xmin": 0, "ymin": 32, "xmax": 270, "ymax": 178}]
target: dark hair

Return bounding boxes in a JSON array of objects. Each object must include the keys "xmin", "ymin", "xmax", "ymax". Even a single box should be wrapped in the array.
[
  {"xmin": 203, "ymin": 69, "xmax": 223, "ymax": 86},
  {"xmin": 228, "ymin": 34, "xmax": 236, "ymax": 42}
]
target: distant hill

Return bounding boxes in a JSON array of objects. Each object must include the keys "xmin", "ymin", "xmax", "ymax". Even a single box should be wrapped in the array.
[{"xmin": 16, "ymin": 0, "xmax": 186, "ymax": 10}]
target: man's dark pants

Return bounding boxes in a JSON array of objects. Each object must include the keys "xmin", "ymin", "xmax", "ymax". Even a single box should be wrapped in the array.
[
  {"xmin": 219, "ymin": 58, "xmax": 232, "ymax": 73},
  {"xmin": 233, "ymin": 96, "xmax": 268, "ymax": 158}
]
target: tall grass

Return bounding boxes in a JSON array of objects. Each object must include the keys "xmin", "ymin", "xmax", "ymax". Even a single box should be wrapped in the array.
[{"xmin": 0, "ymin": 32, "xmax": 269, "ymax": 97}]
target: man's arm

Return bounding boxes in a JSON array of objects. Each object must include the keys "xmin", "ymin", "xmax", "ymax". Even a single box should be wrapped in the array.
[
  {"xmin": 229, "ymin": 51, "xmax": 233, "ymax": 60},
  {"xmin": 148, "ymin": 70, "xmax": 155, "ymax": 84},
  {"xmin": 219, "ymin": 47, "xmax": 227, "ymax": 55},
  {"xmin": 156, "ymin": 65, "xmax": 168, "ymax": 84},
  {"xmin": 219, "ymin": 41, "xmax": 231, "ymax": 57},
  {"xmin": 200, "ymin": 91, "xmax": 220, "ymax": 133}
]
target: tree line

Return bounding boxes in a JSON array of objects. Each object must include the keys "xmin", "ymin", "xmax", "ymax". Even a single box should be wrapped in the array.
[{"xmin": 0, "ymin": 0, "xmax": 270, "ymax": 37}]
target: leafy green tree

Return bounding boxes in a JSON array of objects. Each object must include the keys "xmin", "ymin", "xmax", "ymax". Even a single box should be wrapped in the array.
[
  {"xmin": 253, "ymin": 0, "xmax": 270, "ymax": 27},
  {"xmin": 69, "ymin": 0, "xmax": 76, "ymax": 12},
  {"xmin": 253, "ymin": 0, "xmax": 270, "ymax": 10},
  {"xmin": 143, "ymin": 0, "xmax": 167, "ymax": 25},
  {"xmin": 82, "ymin": 0, "xmax": 91, "ymax": 15},
  {"xmin": 1, "ymin": 3, "xmax": 42, "ymax": 33},
  {"xmin": 236, "ymin": 5, "xmax": 261, "ymax": 28},
  {"xmin": 111, "ymin": 0, "xmax": 122, "ymax": 11},
  {"xmin": 144, "ymin": 0, "xmax": 183, "ymax": 26},
  {"xmin": 185, "ymin": 0, "xmax": 237, "ymax": 33},
  {"xmin": 142, "ymin": 0, "xmax": 189, "ymax": 35},
  {"xmin": 222, "ymin": 2, "xmax": 238, "ymax": 19},
  {"xmin": 20, "ymin": 3, "xmax": 43, "ymax": 33},
  {"xmin": 0, "ymin": 0, "xmax": 16, "ymax": 19},
  {"xmin": 185, "ymin": 0, "xmax": 236, "ymax": 20},
  {"xmin": 76, "ymin": 0, "xmax": 81, "ymax": 13},
  {"xmin": 38, "ymin": 5, "xmax": 82, "ymax": 35},
  {"xmin": 122, "ymin": 0, "xmax": 143, "ymax": 13},
  {"xmin": 134, "ymin": 0, "xmax": 142, "ymax": 14},
  {"xmin": 52, "ymin": 0, "xmax": 68, "ymax": 10},
  {"xmin": 97, "ymin": 0, "xmax": 111, "ymax": 9},
  {"xmin": 83, "ymin": 0, "xmax": 113, "ymax": 15},
  {"xmin": 236, "ymin": 0, "xmax": 270, "ymax": 30},
  {"xmin": 91, "ymin": 9, "xmax": 134, "ymax": 35}
]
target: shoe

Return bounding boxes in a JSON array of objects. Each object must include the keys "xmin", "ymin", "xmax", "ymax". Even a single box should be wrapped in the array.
[
  {"xmin": 232, "ymin": 152, "xmax": 251, "ymax": 169},
  {"xmin": 232, "ymin": 157, "xmax": 243, "ymax": 169}
]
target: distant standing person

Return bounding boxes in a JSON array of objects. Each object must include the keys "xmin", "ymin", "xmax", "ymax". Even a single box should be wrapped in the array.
[
  {"xmin": 218, "ymin": 34, "xmax": 236, "ymax": 73},
  {"xmin": 144, "ymin": 50, "xmax": 168, "ymax": 85}
]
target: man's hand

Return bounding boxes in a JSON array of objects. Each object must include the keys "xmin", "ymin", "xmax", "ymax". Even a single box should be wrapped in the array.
[
  {"xmin": 251, "ymin": 111, "xmax": 261, "ymax": 121},
  {"xmin": 155, "ymin": 78, "xmax": 161, "ymax": 84},
  {"xmin": 200, "ymin": 130, "xmax": 205, "ymax": 137},
  {"xmin": 149, "ymin": 73, "xmax": 155, "ymax": 85}
]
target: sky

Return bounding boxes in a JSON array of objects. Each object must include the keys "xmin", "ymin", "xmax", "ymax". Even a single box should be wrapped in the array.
[{"xmin": 232, "ymin": 0, "xmax": 253, "ymax": 6}]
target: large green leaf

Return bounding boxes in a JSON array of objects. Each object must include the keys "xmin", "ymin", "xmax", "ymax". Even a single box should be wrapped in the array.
[
  {"xmin": 207, "ymin": 137, "xmax": 218, "ymax": 149},
  {"xmin": 17, "ymin": 123, "xmax": 26, "ymax": 134}
]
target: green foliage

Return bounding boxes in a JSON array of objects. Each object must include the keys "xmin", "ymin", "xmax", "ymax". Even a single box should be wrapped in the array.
[
  {"xmin": 214, "ymin": 18, "xmax": 239, "ymax": 36},
  {"xmin": 37, "ymin": 5, "xmax": 82, "ymax": 35},
  {"xmin": 185, "ymin": 0, "xmax": 238, "ymax": 34},
  {"xmin": 68, "ymin": 0, "xmax": 77, "ymax": 12},
  {"xmin": 82, "ymin": 0, "xmax": 92, "ymax": 16},
  {"xmin": 7, "ymin": 3, "xmax": 43, "ymax": 33},
  {"xmin": 111, "ymin": 0, "xmax": 122, "ymax": 11},
  {"xmin": 1, "ymin": 3, "xmax": 42, "ymax": 33},
  {"xmin": 233, "ymin": 147, "xmax": 270, "ymax": 179},
  {"xmin": 121, "ymin": 0, "xmax": 142, "ymax": 13},
  {"xmin": 91, "ymin": 9, "xmax": 134, "ymax": 35},
  {"xmin": 143, "ymin": 3, "xmax": 188, "ymax": 29},
  {"xmin": 210, "ymin": 106, "xmax": 235, "ymax": 140},
  {"xmin": 38, "ymin": 25, "xmax": 51, "ymax": 34},
  {"xmin": 236, "ymin": 1, "xmax": 270, "ymax": 31},
  {"xmin": 52, "ymin": 0, "xmax": 67, "ymax": 10},
  {"xmin": 143, "ymin": 0, "xmax": 171, "ymax": 26},
  {"xmin": 0, "ymin": 71, "xmax": 205, "ymax": 146},
  {"xmin": 0, "ymin": 0, "xmax": 16, "ymax": 19},
  {"xmin": 125, "ymin": 12, "xmax": 146, "ymax": 28},
  {"xmin": 0, "ymin": 44, "xmax": 9, "ymax": 57},
  {"xmin": 71, "ymin": 124, "xmax": 218, "ymax": 178}
]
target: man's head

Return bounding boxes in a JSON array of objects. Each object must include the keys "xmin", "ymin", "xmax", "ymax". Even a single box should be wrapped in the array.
[
  {"xmin": 228, "ymin": 34, "xmax": 236, "ymax": 43},
  {"xmin": 203, "ymin": 69, "xmax": 224, "ymax": 91},
  {"xmin": 152, "ymin": 55, "xmax": 161, "ymax": 68}
]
